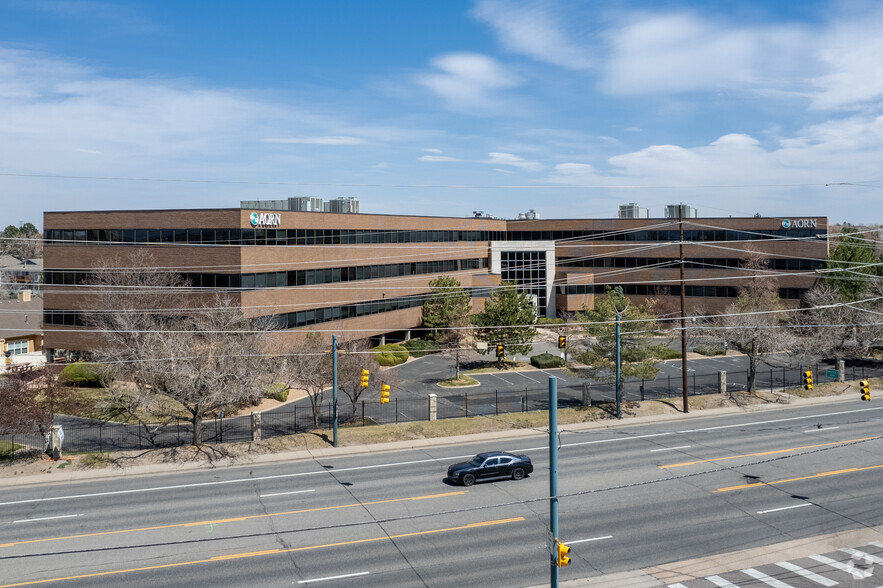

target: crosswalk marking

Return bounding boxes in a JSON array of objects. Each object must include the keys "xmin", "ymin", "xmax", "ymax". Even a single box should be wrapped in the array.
[
  {"xmin": 742, "ymin": 568, "xmax": 795, "ymax": 587},
  {"xmin": 706, "ymin": 576, "xmax": 739, "ymax": 587},
  {"xmin": 666, "ymin": 584, "xmax": 689, "ymax": 588},
  {"xmin": 809, "ymin": 554, "xmax": 870, "ymax": 578},
  {"xmin": 774, "ymin": 561, "xmax": 838, "ymax": 586},
  {"xmin": 840, "ymin": 547, "xmax": 883, "ymax": 565}
]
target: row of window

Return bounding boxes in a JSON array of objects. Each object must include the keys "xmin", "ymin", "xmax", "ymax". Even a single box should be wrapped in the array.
[
  {"xmin": 5, "ymin": 340, "xmax": 29, "ymax": 355},
  {"xmin": 559, "ymin": 283, "xmax": 807, "ymax": 300},
  {"xmin": 501, "ymin": 251, "xmax": 548, "ymax": 310},
  {"xmin": 44, "ymin": 258, "xmax": 487, "ymax": 289},
  {"xmin": 557, "ymin": 257, "xmax": 825, "ymax": 271},
  {"xmin": 44, "ymin": 226, "xmax": 826, "ymax": 246},
  {"xmin": 44, "ymin": 292, "xmax": 428, "ymax": 329}
]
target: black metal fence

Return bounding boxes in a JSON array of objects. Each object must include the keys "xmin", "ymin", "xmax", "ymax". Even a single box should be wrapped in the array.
[{"xmin": 3, "ymin": 359, "xmax": 881, "ymax": 456}]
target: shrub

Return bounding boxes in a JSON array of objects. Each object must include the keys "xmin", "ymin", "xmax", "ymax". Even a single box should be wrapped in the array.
[
  {"xmin": 58, "ymin": 362, "xmax": 108, "ymax": 387},
  {"xmin": 401, "ymin": 339, "xmax": 440, "ymax": 358},
  {"xmin": 530, "ymin": 352, "xmax": 565, "ymax": 369},
  {"xmin": 693, "ymin": 345, "xmax": 726, "ymax": 357},
  {"xmin": 537, "ymin": 317, "xmax": 565, "ymax": 325},
  {"xmin": 266, "ymin": 383, "xmax": 290, "ymax": 402},
  {"xmin": 372, "ymin": 343, "xmax": 410, "ymax": 366},
  {"xmin": 655, "ymin": 346, "xmax": 683, "ymax": 360}
]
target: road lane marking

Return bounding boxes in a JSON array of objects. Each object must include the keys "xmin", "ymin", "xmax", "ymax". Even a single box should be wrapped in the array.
[
  {"xmin": 568, "ymin": 535, "xmax": 612, "ymax": 544},
  {"xmin": 0, "ymin": 457, "xmax": 471, "ymax": 507},
  {"xmin": 260, "ymin": 489, "xmax": 315, "ymax": 498},
  {"xmin": 651, "ymin": 446, "xmax": 691, "ymax": 452},
  {"xmin": 714, "ymin": 464, "xmax": 883, "ymax": 492},
  {"xmin": 297, "ymin": 571, "xmax": 370, "ymax": 584},
  {"xmin": 0, "ymin": 491, "xmax": 466, "ymax": 549},
  {"xmin": 741, "ymin": 567, "xmax": 795, "ymax": 587},
  {"xmin": 660, "ymin": 437, "xmax": 880, "ymax": 468},
  {"xmin": 757, "ymin": 503, "xmax": 811, "ymax": 514},
  {"xmin": 12, "ymin": 514, "xmax": 84, "ymax": 524},
  {"xmin": 0, "ymin": 517, "xmax": 524, "ymax": 587},
  {"xmin": 804, "ymin": 427, "xmax": 839, "ymax": 432},
  {"xmin": 676, "ymin": 406, "xmax": 883, "ymax": 433},
  {"xmin": 774, "ymin": 561, "xmax": 837, "ymax": 586}
]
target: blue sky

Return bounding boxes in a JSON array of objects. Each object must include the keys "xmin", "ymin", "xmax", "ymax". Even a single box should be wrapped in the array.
[{"xmin": 2, "ymin": 0, "xmax": 883, "ymax": 229}]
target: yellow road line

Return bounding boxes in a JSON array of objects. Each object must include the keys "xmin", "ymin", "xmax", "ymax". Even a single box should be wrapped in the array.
[
  {"xmin": 715, "ymin": 464, "xmax": 883, "ymax": 492},
  {"xmin": 659, "ymin": 436, "xmax": 880, "ymax": 469},
  {"xmin": 0, "ymin": 517, "xmax": 525, "ymax": 587},
  {"xmin": 0, "ymin": 491, "xmax": 465, "ymax": 549}
]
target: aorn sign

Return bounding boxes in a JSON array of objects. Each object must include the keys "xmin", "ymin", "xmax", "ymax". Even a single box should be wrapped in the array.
[
  {"xmin": 249, "ymin": 212, "xmax": 281, "ymax": 227},
  {"xmin": 781, "ymin": 218, "xmax": 817, "ymax": 229}
]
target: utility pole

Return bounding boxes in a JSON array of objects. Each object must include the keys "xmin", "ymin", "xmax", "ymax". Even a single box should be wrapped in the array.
[
  {"xmin": 549, "ymin": 376, "xmax": 559, "ymax": 587},
  {"xmin": 332, "ymin": 334, "xmax": 339, "ymax": 447},
  {"xmin": 679, "ymin": 205, "xmax": 689, "ymax": 413}
]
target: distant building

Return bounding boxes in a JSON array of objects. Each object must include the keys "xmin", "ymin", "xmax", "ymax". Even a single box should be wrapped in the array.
[
  {"xmin": 325, "ymin": 197, "xmax": 360, "ymax": 214},
  {"xmin": 665, "ymin": 204, "xmax": 698, "ymax": 218},
  {"xmin": 0, "ymin": 291, "xmax": 44, "ymax": 371},
  {"xmin": 0, "ymin": 255, "xmax": 42, "ymax": 291},
  {"xmin": 618, "ymin": 203, "xmax": 649, "ymax": 219}
]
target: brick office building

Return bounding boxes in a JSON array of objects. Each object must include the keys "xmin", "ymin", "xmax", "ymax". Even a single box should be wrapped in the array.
[{"xmin": 41, "ymin": 208, "xmax": 828, "ymax": 356}]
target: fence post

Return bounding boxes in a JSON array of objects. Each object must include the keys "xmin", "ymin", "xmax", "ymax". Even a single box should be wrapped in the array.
[
  {"xmin": 641, "ymin": 379, "xmax": 645, "ymax": 401},
  {"xmin": 668, "ymin": 375, "xmax": 671, "ymax": 394},
  {"xmin": 428, "ymin": 393, "xmax": 437, "ymax": 421},
  {"xmin": 495, "ymin": 390, "xmax": 498, "ymax": 415},
  {"xmin": 837, "ymin": 359, "xmax": 845, "ymax": 382},
  {"xmin": 582, "ymin": 383, "xmax": 591, "ymax": 407},
  {"xmin": 395, "ymin": 398, "xmax": 399, "ymax": 424},
  {"xmin": 362, "ymin": 400, "xmax": 365, "ymax": 426},
  {"xmin": 719, "ymin": 371, "xmax": 727, "ymax": 394},
  {"xmin": 251, "ymin": 411, "xmax": 262, "ymax": 442},
  {"xmin": 464, "ymin": 393, "xmax": 468, "ymax": 417},
  {"xmin": 770, "ymin": 369, "xmax": 773, "ymax": 393},
  {"xmin": 692, "ymin": 372, "xmax": 696, "ymax": 395}
]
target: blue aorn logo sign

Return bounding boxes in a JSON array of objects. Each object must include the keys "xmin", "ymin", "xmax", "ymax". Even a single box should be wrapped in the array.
[
  {"xmin": 781, "ymin": 218, "xmax": 817, "ymax": 229},
  {"xmin": 249, "ymin": 212, "xmax": 281, "ymax": 227}
]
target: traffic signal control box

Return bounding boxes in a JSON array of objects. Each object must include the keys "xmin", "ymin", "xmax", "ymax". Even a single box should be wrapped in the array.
[{"xmin": 860, "ymin": 379, "xmax": 871, "ymax": 401}]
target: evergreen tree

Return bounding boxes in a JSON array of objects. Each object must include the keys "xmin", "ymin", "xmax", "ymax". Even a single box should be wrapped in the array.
[
  {"xmin": 473, "ymin": 281, "xmax": 537, "ymax": 358},
  {"xmin": 824, "ymin": 227, "xmax": 879, "ymax": 302},
  {"xmin": 422, "ymin": 275, "xmax": 472, "ymax": 337}
]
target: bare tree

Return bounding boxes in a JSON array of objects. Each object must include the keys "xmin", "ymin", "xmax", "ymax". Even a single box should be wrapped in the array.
[
  {"xmin": 437, "ymin": 314, "xmax": 473, "ymax": 379},
  {"xmin": 713, "ymin": 251, "xmax": 792, "ymax": 393},
  {"xmin": 82, "ymin": 252, "xmax": 275, "ymax": 445},
  {"xmin": 277, "ymin": 332, "xmax": 331, "ymax": 428},
  {"xmin": 337, "ymin": 338, "xmax": 380, "ymax": 421},
  {"xmin": 793, "ymin": 285, "xmax": 880, "ymax": 361}
]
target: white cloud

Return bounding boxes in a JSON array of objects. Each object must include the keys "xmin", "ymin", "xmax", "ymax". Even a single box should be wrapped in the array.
[
  {"xmin": 422, "ymin": 148, "xmax": 443, "ymax": 153},
  {"xmin": 483, "ymin": 151, "xmax": 542, "ymax": 171},
  {"xmin": 416, "ymin": 52, "xmax": 520, "ymax": 112},
  {"xmin": 262, "ymin": 136, "xmax": 366, "ymax": 145},
  {"xmin": 471, "ymin": 0, "xmax": 592, "ymax": 70},
  {"xmin": 418, "ymin": 155, "xmax": 460, "ymax": 162}
]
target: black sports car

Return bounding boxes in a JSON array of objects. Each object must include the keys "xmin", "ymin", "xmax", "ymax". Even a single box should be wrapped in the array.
[{"xmin": 446, "ymin": 451, "xmax": 533, "ymax": 486}]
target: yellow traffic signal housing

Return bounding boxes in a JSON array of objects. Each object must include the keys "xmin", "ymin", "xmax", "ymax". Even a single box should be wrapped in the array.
[
  {"xmin": 380, "ymin": 383, "xmax": 390, "ymax": 404},
  {"xmin": 803, "ymin": 369, "xmax": 813, "ymax": 390},
  {"xmin": 556, "ymin": 540, "xmax": 571, "ymax": 567},
  {"xmin": 496, "ymin": 344, "xmax": 505, "ymax": 358},
  {"xmin": 860, "ymin": 379, "xmax": 870, "ymax": 401},
  {"xmin": 360, "ymin": 368, "xmax": 370, "ymax": 388},
  {"xmin": 558, "ymin": 335, "xmax": 566, "ymax": 349}
]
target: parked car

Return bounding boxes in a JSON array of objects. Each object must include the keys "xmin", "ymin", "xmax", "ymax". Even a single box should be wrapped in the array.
[{"xmin": 447, "ymin": 451, "xmax": 533, "ymax": 486}]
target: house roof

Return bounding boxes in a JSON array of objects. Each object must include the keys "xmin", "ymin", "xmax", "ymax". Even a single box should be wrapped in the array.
[
  {"xmin": 0, "ymin": 255, "xmax": 42, "ymax": 272},
  {"xmin": 0, "ymin": 294, "xmax": 43, "ymax": 340}
]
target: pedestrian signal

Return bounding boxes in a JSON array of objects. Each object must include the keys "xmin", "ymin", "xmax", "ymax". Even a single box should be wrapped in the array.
[
  {"xmin": 860, "ymin": 379, "xmax": 870, "ymax": 401},
  {"xmin": 803, "ymin": 369, "xmax": 813, "ymax": 391},
  {"xmin": 380, "ymin": 383, "xmax": 390, "ymax": 404},
  {"xmin": 360, "ymin": 368, "xmax": 370, "ymax": 388}
]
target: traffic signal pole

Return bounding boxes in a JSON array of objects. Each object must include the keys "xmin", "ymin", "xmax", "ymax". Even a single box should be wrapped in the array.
[
  {"xmin": 549, "ymin": 375, "xmax": 559, "ymax": 587},
  {"xmin": 332, "ymin": 334, "xmax": 338, "ymax": 447}
]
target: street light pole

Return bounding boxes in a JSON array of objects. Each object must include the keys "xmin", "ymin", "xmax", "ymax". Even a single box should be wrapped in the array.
[
  {"xmin": 615, "ymin": 311, "xmax": 621, "ymax": 419},
  {"xmin": 549, "ymin": 376, "xmax": 559, "ymax": 587},
  {"xmin": 332, "ymin": 334, "xmax": 338, "ymax": 447},
  {"xmin": 679, "ymin": 205, "xmax": 689, "ymax": 413}
]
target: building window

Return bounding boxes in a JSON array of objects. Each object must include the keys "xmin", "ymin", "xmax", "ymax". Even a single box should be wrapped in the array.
[{"xmin": 7, "ymin": 340, "xmax": 29, "ymax": 355}]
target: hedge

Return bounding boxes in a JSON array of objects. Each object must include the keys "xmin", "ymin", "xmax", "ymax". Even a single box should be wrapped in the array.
[
  {"xmin": 58, "ymin": 362, "xmax": 108, "ymax": 387},
  {"xmin": 372, "ymin": 343, "xmax": 410, "ymax": 366},
  {"xmin": 530, "ymin": 352, "xmax": 565, "ymax": 369},
  {"xmin": 401, "ymin": 339, "xmax": 440, "ymax": 358},
  {"xmin": 693, "ymin": 345, "xmax": 726, "ymax": 357}
]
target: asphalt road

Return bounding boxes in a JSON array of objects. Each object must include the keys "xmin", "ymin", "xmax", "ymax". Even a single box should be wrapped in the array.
[{"xmin": 3, "ymin": 398, "xmax": 883, "ymax": 586}]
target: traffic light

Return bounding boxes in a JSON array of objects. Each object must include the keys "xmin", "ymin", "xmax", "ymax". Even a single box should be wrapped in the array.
[
  {"xmin": 803, "ymin": 369, "xmax": 813, "ymax": 391},
  {"xmin": 555, "ymin": 540, "xmax": 571, "ymax": 567},
  {"xmin": 860, "ymin": 379, "xmax": 870, "ymax": 401},
  {"xmin": 360, "ymin": 368, "xmax": 370, "ymax": 388},
  {"xmin": 558, "ymin": 335, "xmax": 566, "ymax": 349},
  {"xmin": 496, "ymin": 344, "xmax": 505, "ymax": 358},
  {"xmin": 380, "ymin": 383, "xmax": 390, "ymax": 404}
]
